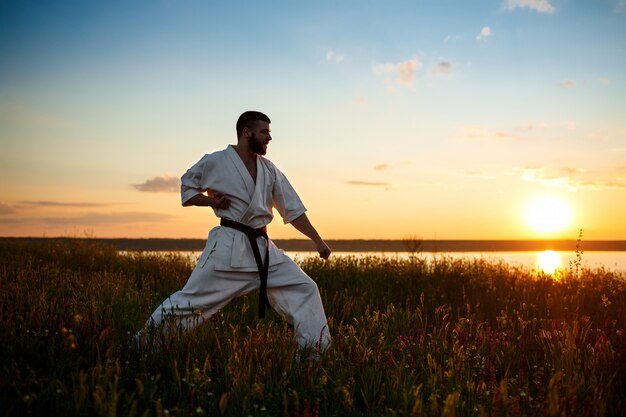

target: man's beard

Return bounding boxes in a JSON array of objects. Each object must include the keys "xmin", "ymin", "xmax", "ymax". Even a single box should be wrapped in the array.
[{"xmin": 248, "ymin": 133, "xmax": 267, "ymax": 155}]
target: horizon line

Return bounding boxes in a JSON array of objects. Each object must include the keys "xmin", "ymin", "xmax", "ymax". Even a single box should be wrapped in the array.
[{"xmin": 3, "ymin": 237, "xmax": 625, "ymax": 252}]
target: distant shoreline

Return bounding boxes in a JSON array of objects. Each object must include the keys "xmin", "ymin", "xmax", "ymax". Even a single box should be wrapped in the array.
[{"xmin": 2, "ymin": 237, "xmax": 625, "ymax": 252}]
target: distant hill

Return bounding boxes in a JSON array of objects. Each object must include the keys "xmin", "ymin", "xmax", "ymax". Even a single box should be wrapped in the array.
[{"xmin": 2, "ymin": 237, "xmax": 625, "ymax": 252}]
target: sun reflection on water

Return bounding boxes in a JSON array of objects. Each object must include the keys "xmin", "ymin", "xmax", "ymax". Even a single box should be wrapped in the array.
[{"xmin": 536, "ymin": 250, "xmax": 562, "ymax": 275}]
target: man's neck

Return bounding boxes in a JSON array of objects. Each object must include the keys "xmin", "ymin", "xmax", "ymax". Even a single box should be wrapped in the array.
[{"xmin": 233, "ymin": 144, "xmax": 256, "ymax": 166}]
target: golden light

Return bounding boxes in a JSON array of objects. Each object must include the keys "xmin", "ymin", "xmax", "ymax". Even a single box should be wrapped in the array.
[
  {"xmin": 524, "ymin": 196, "xmax": 573, "ymax": 234},
  {"xmin": 536, "ymin": 250, "xmax": 562, "ymax": 275}
]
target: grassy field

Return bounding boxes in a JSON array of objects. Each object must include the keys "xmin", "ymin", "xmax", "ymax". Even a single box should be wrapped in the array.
[{"xmin": 1, "ymin": 239, "xmax": 624, "ymax": 416}]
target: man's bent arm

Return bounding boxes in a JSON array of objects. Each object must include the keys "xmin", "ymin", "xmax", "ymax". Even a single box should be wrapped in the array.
[
  {"xmin": 290, "ymin": 213, "xmax": 331, "ymax": 259},
  {"xmin": 183, "ymin": 192, "xmax": 231, "ymax": 209}
]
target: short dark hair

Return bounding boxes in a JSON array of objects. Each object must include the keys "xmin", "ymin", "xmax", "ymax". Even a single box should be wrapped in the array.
[{"xmin": 236, "ymin": 111, "xmax": 271, "ymax": 138}]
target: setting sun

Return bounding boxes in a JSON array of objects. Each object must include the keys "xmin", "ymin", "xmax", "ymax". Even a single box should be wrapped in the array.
[{"xmin": 524, "ymin": 196, "xmax": 573, "ymax": 235}]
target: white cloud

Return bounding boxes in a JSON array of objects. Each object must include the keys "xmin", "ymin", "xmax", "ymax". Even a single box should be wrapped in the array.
[
  {"xmin": 476, "ymin": 26, "xmax": 493, "ymax": 41},
  {"xmin": 326, "ymin": 49, "xmax": 345, "ymax": 63},
  {"xmin": 599, "ymin": 77, "xmax": 610, "ymax": 86},
  {"xmin": 373, "ymin": 57, "xmax": 422, "ymax": 88},
  {"xmin": 616, "ymin": 0, "xmax": 626, "ymax": 13},
  {"xmin": 132, "ymin": 175, "xmax": 180, "ymax": 192},
  {"xmin": 559, "ymin": 79, "xmax": 576, "ymax": 88},
  {"xmin": 503, "ymin": 0, "xmax": 556, "ymax": 13}
]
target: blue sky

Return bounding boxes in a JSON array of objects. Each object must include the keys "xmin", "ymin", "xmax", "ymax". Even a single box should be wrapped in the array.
[{"xmin": 1, "ymin": 0, "xmax": 625, "ymax": 239}]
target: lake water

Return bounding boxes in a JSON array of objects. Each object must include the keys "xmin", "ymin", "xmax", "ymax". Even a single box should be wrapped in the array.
[
  {"xmin": 288, "ymin": 251, "xmax": 626, "ymax": 273},
  {"xmin": 165, "ymin": 250, "xmax": 626, "ymax": 274}
]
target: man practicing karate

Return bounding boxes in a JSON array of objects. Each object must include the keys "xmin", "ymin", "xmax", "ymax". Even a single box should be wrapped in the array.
[{"xmin": 133, "ymin": 111, "xmax": 331, "ymax": 354}]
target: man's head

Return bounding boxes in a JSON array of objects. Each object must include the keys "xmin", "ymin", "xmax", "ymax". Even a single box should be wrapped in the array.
[
  {"xmin": 236, "ymin": 111, "xmax": 271, "ymax": 138},
  {"xmin": 236, "ymin": 111, "xmax": 272, "ymax": 155}
]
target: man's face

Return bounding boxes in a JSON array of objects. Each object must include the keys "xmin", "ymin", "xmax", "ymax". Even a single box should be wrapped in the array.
[{"xmin": 247, "ymin": 121, "xmax": 272, "ymax": 155}]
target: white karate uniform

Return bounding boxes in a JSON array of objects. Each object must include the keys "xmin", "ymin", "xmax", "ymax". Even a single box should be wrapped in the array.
[{"xmin": 142, "ymin": 145, "xmax": 330, "ymax": 352}]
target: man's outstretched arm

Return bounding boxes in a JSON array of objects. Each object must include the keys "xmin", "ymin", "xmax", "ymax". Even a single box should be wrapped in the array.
[{"xmin": 290, "ymin": 213, "xmax": 331, "ymax": 259}]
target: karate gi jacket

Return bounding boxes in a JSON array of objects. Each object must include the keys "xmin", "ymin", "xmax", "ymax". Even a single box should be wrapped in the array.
[{"xmin": 180, "ymin": 145, "xmax": 306, "ymax": 272}]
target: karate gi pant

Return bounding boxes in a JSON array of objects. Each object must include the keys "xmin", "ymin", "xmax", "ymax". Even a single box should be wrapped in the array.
[{"xmin": 140, "ymin": 254, "xmax": 331, "ymax": 352}]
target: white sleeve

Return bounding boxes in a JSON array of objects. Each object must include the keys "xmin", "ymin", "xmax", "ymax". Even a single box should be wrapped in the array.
[
  {"xmin": 272, "ymin": 167, "xmax": 306, "ymax": 224},
  {"xmin": 180, "ymin": 154, "xmax": 210, "ymax": 205}
]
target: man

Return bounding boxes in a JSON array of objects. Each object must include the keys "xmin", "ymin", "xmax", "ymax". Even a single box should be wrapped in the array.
[{"xmin": 133, "ymin": 111, "xmax": 331, "ymax": 354}]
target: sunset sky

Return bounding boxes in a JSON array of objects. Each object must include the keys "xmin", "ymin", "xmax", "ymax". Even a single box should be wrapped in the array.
[{"xmin": 1, "ymin": 0, "xmax": 625, "ymax": 240}]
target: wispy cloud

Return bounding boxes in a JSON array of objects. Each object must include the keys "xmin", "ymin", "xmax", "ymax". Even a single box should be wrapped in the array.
[
  {"xmin": 503, "ymin": 0, "xmax": 556, "ymax": 13},
  {"xmin": 326, "ymin": 49, "xmax": 345, "ymax": 63},
  {"xmin": 0, "ymin": 202, "xmax": 17, "ymax": 215},
  {"xmin": 132, "ymin": 175, "xmax": 179, "ymax": 192},
  {"xmin": 19, "ymin": 201, "xmax": 110, "ymax": 207},
  {"xmin": 520, "ymin": 166, "xmax": 626, "ymax": 191},
  {"xmin": 374, "ymin": 163, "xmax": 391, "ymax": 171},
  {"xmin": 559, "ymin": 79, "xmax": 576, "ymax": 88},
  {"xmin": 444, "ymin": 34, "xmax": 464, "ymax": 43},
  {"xmin": 515, "ymin": 122, "xmax": 550, "ymax": 132},
  {"xmin": 599, "ymin": 77, "xmax": 610, "ymax": 86},
  {"xmin": 430, "ymin": 60, "xmax": 453, "ymax": 76},
  {"xmin": 462, "ymin": 122, "xmax": 551, "ymax": 142},
  {"xmin": 347, "ymin": 180, "xmax": 390, "ymax": 187},
  {"xmin": 476, "ymin": 26, "xmax": 493, "ymax": 41},
  {"xmin": 616, "ymin": 0, "xmax": 626, "ymax": 13},
  {"xmin": 373, "ymin": 57, "xmax": 422, "ymax": 89},
  {"xmin": 461, "ymin": 125, "xmax": 515, "ymax": 141},
  {"xmin": 0, "ymin": 212, "xmax": 176, "ymax": 226}
]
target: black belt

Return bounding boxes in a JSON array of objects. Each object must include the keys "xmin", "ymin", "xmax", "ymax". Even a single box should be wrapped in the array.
[{"xmin": 220, "ymin": 218, "xmax": 271, "ymax": 318}]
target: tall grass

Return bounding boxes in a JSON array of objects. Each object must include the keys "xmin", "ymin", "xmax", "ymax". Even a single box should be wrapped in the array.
[{"xmin": 1, "ymin": 239, "xmax": 624, "ymax": 416}]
